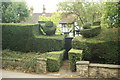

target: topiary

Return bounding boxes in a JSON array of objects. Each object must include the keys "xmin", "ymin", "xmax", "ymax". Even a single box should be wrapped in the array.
[
  {"xmin": 41, "ymin": 21, "xmax": 56, "ymax": 36},
  {"xmin": 92, "ymin": 21, "xmax": 101, "ymax": 26},
  {"xmin": 45, "ymin": 21, "xmax": 54, "ymax": 27},
  {"xmin": 83, "ymin": 23, "xmax": 92, "ymax": 29},
  {"xmin": 80, "ymin": 26, "xmax": 101, "ymax": 38}
]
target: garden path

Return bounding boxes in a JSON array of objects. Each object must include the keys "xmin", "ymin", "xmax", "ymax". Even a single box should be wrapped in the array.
[{"xmin": 47, "ymin": 60, "xmax": 80, "ymax": 78}]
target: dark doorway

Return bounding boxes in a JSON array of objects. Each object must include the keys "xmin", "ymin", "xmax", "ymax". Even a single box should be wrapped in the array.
[{"xmin": 64, "ymin": 37, "xmax": 73, "ymax": 60}]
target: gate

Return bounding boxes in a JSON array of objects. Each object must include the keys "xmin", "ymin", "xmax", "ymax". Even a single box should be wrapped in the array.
[{"xmin": 64, "ymin": 37, "xmax": 73, "ymax": 60}]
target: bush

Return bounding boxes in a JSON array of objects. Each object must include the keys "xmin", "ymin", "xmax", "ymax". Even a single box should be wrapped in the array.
[
  {"xmin": 83, "ymin": 23, "xmax": 91, "ymax": 29},
  {"xmin": 2, "ymin": 23, "xmax": 65, "ymax": 52},
  {"xmin": 46, "ymin": 50, "xmax": 65, "ymax": 72},
  {"xmin": 80, "ymin": 26, "xmax": 101, "ymax": 38},
  {"xmin": 2, "ymin": 49, "xmax": 44, "ymax": 72},
  {"xmin": 68, "ymin": 49, "xmax": 83, "ymax": 72},
  {"xmin": 45, "ymin": 21, "xmax": 54, "ymax": 27},
  {"xmin": 30, "ymin": 35, "xmax": 65, "ymax": 53},
  {"xmin": 40, "ymin": 21, "xmax": 56, "ymax": 35},
  {"xmin": 72, "ymin": 28, "xmax": 120, "ymax": 65},
  {"xmin": 92, "ymin": 21, "xmax": 101, "ymax": 26}
]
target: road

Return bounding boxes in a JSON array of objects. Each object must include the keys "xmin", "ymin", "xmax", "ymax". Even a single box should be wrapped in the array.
[
  {"xmin": 0, "ymin": 69, "xmax": 116, "ymax": 80},
  {"xmin": 0, "ymin": 69, "xmax": 59, "ymax": 78}
]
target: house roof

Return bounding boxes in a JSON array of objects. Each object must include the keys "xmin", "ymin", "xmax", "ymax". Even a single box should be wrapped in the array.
[
  {"xmin": 20, "ymin": 13, "xmax": 53, "ymax": 24},
  {"xmin": 59, "ymin": 14, "xmax": 77, "ymax": 24},
  {"xmin": 21, "ymin": 13, "xmax": 76, "ymax": 24}
]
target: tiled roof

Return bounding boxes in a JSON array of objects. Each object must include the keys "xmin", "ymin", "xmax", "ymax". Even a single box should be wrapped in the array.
[
  {"xmin": 21, "ymin": 13, "xmax": 76, "ymax": 24},
  {"xmin": 21, "ymin": 13, "xmax": 53, "ymax": 24}
]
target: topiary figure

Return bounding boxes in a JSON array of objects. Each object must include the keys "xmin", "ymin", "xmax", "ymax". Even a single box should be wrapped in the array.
[
  {"xmin": 83, "ymin": 23, "xmax": 92, "ymax": 29},
  {"xmin": 41, "ymin": 21, "xmax": 56, "ymax": 36},
  {"xmin": 45, "ymin": 21, "xmax": 54, "ymax": 27},
  {"xmin": 80, "ymin": 26, "xmax": 101, "ymax": 38},
  {"xmin": 92, "ymin": 21, "xmax": 101, "ymax": 26}
]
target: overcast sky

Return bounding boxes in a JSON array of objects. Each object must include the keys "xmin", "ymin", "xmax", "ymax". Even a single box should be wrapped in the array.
[
  {"xmin": 24, "ymin": 0, "xmax": 118, "ymax": 13},
  {"xmin": 25, "ymin": 0, "xmax": 64, "ymax": 13}
]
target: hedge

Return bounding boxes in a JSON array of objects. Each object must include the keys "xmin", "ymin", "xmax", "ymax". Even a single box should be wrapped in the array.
[
  {"xmin": 68, "ymin": 49, "xmax": 83, "ymax": 72},
  {"xmin": 2, "ymin": 23, "xmax": 65, "ymax": 53},
  {"xmin": 72, "ymin": 28, "xmax": 120, "ymax": 65},
  {"xmin": 92, "ymin": 21, "xmax": 101, "ymax": 26},
  {"xmin": 39, "ymin": 21, "xmax": 56, "ymax": 35},
  {"xmin": 80, "ymin": 26, "xmax": 101, "ymax": 38},
  {"xmin": 46, "ymin": 50, "xmax": 65, "ymax": 72},
  {"xmin": 83, "ymin": 23, "xmax": 91, "ymax": 29}
]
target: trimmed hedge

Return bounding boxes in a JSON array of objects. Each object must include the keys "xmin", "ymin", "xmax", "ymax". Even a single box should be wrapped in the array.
[
  {"xmin": 92, "ymin": 21, "xmax": 101, "ymax": 26},
  {"xmin": 80, "ymin": 26, "xmax": 101, "ymax": 38},
  {"xmin": 68, "ymin": 49, "xmax": 83, "ymax": 72},
  {"xmin": 40, "ymin": 21, "xmax": 56, "ymax": 35},
  {"xmin": 83, "ymin": 23, "xmax": 91, "ymax": 29},
  {"xmin": 46, "ymin": 50, "xmax": 65, "ymax": 72},
  {"xmin": 2, "ymin": 23, "xmax": 65, "ymax": 52},
  {"xmin": 72, "ymin": 28, "xmax": 120, "ymax": 65}
]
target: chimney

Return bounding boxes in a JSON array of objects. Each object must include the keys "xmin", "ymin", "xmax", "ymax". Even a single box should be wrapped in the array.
[
  {"xmin": 30, "ymin": 7, "xmax": 33, "ymax": 16},
  {"xmin": 43, "ymin": 4, "xmax": 46, "ymax": 13}
]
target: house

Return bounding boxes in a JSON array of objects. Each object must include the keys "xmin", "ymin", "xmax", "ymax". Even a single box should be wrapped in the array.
[{"xmin": 21, "ymin": 5, "xmax": 80, "ymax": 36}]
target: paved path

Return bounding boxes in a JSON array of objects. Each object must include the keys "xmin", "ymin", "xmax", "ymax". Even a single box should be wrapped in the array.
[{"xmin": 1, "ymin": 69, "xmax": 59, "ymax": 78}]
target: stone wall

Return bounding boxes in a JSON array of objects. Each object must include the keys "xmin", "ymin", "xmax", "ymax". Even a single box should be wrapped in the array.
[
  {"xmin": 2, "ymin": 58, "xmax": 36, "ymax": 72},
  {"xmin": 36, "ymin": 58, "xmax": 47, "ymax": 74},
  {"xmin": 2, "ymin": 58, "xmax": 47, "ymax": 74},
  {"xmin": 76, "ymin": 61, "xmax": 120, "ymax": 79}
]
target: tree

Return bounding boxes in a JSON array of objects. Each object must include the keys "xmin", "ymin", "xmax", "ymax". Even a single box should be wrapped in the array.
[
  {"xmin": 1, "ymin": 0, "xmax": 30, "ymax": 23},
  {"xmin": 102, "ymin": 2, "xmax": 119, "ymax": 28},
  {"xmin": 57, "ymin": 2, "xmax": 103, "ymax": 26},
  {"xmin": 39, "ymin": 12, "xmax": 62, "ymax": 25}
]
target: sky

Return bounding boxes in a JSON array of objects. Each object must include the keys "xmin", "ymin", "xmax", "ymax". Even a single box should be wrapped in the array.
[
  {"xmin": 25, "ymin": 0, "xmax": 64, "ymax": 13},
  {"xmin": 25, "ymin": 0, "xmax": 118, "ymax": 13}
]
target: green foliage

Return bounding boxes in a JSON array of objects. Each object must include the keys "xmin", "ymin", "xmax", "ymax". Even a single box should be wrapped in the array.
[
  {"xmin": 39, "ymin": 12, "xmax": 62, "ymax": 25},
  {"xmin": 2, "ymin": 23, "xmax": 65, "ymax": 52},
  {"xmin": 72, "ymin": 28, "xmax": 120, "ymax": 64},
  {"xmin": 41, "ymin": 21, "xmax": 56, "ymax": 35},
  {"xmin": 46, "ymin": 50, "xmax": 65, "ymax": 72},
  {"xmin": 1, "ymin": 1, "xmax": 30, "ymax": 23},
  {"xmin": 80, "ymin": 26, "xmax": 101, "ymax": 38},
  {"xmin": 92, "ymin": 21, "xmax": 101, "ymax": 26},
  {"xmin": 83, "ymin": 23, "xmax": 92, "ymax": 29},
  {"xmin": 68, "ymin": 49, "xmax": 83, "ymax": 72},
  {"xmin": 45, "ymin": 21, "xmax": 54, "ymax": 27},
  {"xmin": 102, "ymin": 2, "xmax": 119, "ymax": 28},
  {"xmin": 2, "ymin": 49, "xmax": 45, "ymax": 72},
  {"xmin": 57, "ymin": 2, "xmax": 103, "ymax": 26}
]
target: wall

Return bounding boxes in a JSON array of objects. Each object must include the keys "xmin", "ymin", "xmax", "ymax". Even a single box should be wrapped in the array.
[
  {"xmin": 76, "ymin": 61, "xmax": 120, "ymax": 79},
  {"xmin": 36, "ymin": 58, "xmax": 47, "ymax": 74},
  {"xmin": 2, "ymin": 58, "xmax": 47, "ymax": 74}
]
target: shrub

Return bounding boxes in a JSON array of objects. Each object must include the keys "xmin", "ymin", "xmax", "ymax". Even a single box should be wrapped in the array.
[
  {"xmin": 83, "ymin": 23, "xmax": 92, "ymax": 29},
  {"xmin": 2, "ymin": 23, "xmax": 65, "ymax": 52},
  {"xmin": 2, "ymin": 49, "xmax": 44, "ymax": 72},
  {"xmin": 80, "ymin": 26, "xmax": 101, "ymax": 38},
  {"xmin": 72, "ymin": 28, "xmax": 120, "ymax": 65},
  {"xmin": 92, "ymin": 21, "xmax": 101, "ymax": 26},
  {"xmin": 68, "ymin": 49, "xmax": 83, "ymax": 72},
  {"xmin": 46, "ymin": 50, "xmax": 65, "ymax": 72},
  {"xmin": 40, "ymin": 21, "xmax": 56, "ymax": 35},
  {"xmin": 30, "ymin": 35, "xmax": 65, "ymax": 53},
  {"xmin": 45, "ymin": 21, "xmax": 54, "ymax": 27}
]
